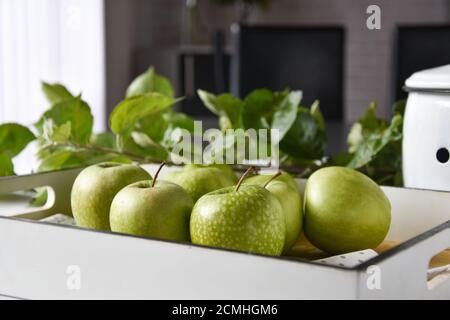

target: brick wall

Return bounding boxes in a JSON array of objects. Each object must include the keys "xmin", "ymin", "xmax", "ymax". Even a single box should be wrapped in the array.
[
  {"xmin": 106, "ymin": 0, "xmax": 450, "ymax": 122},
  {"xmin": 250, "ymin": 0, "xmax": 450, "ymax": 121}
]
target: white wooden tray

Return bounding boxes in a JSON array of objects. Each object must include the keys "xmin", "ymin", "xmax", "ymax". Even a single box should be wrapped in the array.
[{"xmin": 0, "ymin": 165, "xmax": 449, "ymax": 299}]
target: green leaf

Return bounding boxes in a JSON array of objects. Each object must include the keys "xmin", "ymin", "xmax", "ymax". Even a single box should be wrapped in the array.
[
  {"xmin": 136, "ymin": 113, "xmax": 168, "ymax": 143},
  {"xmin": 342, "ymin": 100, "xmax": 405, "ymax": 186},
  {"xmin": 358, "ymin": 102, "xmax": 380, "ymax": 131},
  {"xmin": 347, "ymin": 114, "xmax": 403, "ymax": 169},
  {"xmin": 38, "ymin": 149, "xmax": 78, "ymax": 172},
  {"xmin": 0, "ymin": 123, "xmax": 36, "ymax": 158},
  {"xmin": 126, "ymin": 66, "xmax": 174, "ymax": 98},
  {"xmin": 393, "ymin": 99, "xmax": 406, "ymax": 117},
  {"xmin": 110, "ymin": 93, "xmax": 178, "ymax": 145},
  {"xmin": 162, "ymin": 112, "xmax": 194, "ymax": 142},
  {"xmin": 198, "ymin": 90, "xmax": 244, "ymax": 130},
  {"xmin": 82, "ymin": 153, "xmax": 132, "ymax": 166},
  {"xmin": 30, "ymin": 187, "xmax": 48, "ymax": 207},
  {"xmin": 329, "ymin": 152, "xmax": 353, "ymax": 166},
  {"xmin": 310, "ymin": 100, "xmax": 325, "ymax": 130},
  {"xmin": 347, "ymin": 122, "xmax": 363, "ymax": 153},
  {"xmin": 162, "ymin": 112, "xmax": 196, "ymax": 148},
  {"xmin": 280, "ymin": 107, "xmax": 326, "ymax": 162},
  {"xmin": 381, "ymin": 114, "xmax": 403, "ymax": 144},
  {"xmin": 37, "ymin": 147, "xmax": 132, "ymax": 173},
  {"xmin": 241, "ymin": 89, "xmax": 300, "ymax": 144},
  {"xmin": 270, "ymin": 90, "xmax": 302, "ymax": 144},
  {"xmin": 41, "ymin": 82, "xmax": 74, "ymax": 105},
  {"xmin": 0, "ymin": 153, "xmax": 14, "ymax": 176},
  {"xmin": 37, "ymin": 96, "xmax": 93, "ymax": 144},
  {"xmin": 90, "ymin": 132, "xmax": 117, "ymax": 149},
  {"xmin": 92, "ymin": 113, "xmax": 189, "ymax": 165},
  {"xmin": 42, "ymin": 120, "xmax": 71, "ymax": 144},
  {"xmin": 163, "ymin": 111, "xmax": 195, "ymax": 133},
  {"xmin": 131, "ymin": 131, "xmax": 160, "ymax": 149},
  {"xmin": 135, "ymin": 111, "xmax": 195, "ymax": 157},
  {"xmin": 242, "ymin": 89, "xmax": 274, "ymax": 130},
  {"xmin": 346, "ymin": 139, "xmax": 377, "ymax": 169},
  {"xmin": 346, "ymin": 101, "xmax": 404, "ymax": 169},
  {"xmin": 347, "ymin": 102, "xmax": 384, "ymax": 153},
  {"xmin": 124, "ymin": 135, "xmax": 168, "ymax": 161}
]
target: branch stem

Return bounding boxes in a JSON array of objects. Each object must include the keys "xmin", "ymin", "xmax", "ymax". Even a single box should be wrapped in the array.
[
  {"xmin": 152, "ymin": 162, "xmax": 166, "ymax": 187},
  {"xmin": 235, "ymin": 166, "xmax": 255, "ymax": 192},
  {"xmin": 263, "ymin": 171, "xmax": 282, "ymax": 188},
  {"xmin": 39, "ymin": 141, "xmax": 328, "ymax": 176}
]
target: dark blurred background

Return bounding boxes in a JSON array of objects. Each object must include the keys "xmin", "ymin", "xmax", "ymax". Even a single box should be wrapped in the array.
[
  {"xmin": 1, "ymin": 0, "xmax": 450, "ymax": 170},
  {"xmin": 105, "ymin": 0, "xmax": 450, "ymax": 125}
]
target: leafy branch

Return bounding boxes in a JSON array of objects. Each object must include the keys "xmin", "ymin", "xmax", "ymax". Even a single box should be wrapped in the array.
[
  {"xmin": 39, "ymin": 141, "xmax": 156, "ymax": 163},
  {"xmin": 198, "ymin": 88, "xmax": 405, "ymax": 186},
  {"xmin": 0, "ymin": 65, "xmax": 406, "ymax": 191}
]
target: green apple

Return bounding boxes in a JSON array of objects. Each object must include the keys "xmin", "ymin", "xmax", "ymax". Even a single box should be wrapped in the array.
[
  {"xmin": 244, "ymin": 172, "xmax": 302, "ymax": 253},
  {"xmin": 71, "ymin": 162, "xmax": 151, "ymax": 230},
  {"xmin": 183, "ymin": 164, "xmax": 238, "ymax": 183},
  {"xmin": 164, "ymin": 164, "xmax": 237, "ymax": 202},
  {"xmin": 190, "ymin": 184, "xmax": 286, "ymax": 256},
  {"xmin": 246, "ymin": 171, "xmax": 299, "ymax": 190},
  {"xmin": 110, "ymin": 180, "xmax": 193, "ymax": 241},
  {"xmin": 304, "ymin": 166, "xmax": 391, "ymax": 254}
]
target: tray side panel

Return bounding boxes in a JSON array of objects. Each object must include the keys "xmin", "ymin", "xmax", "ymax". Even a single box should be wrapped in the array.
[
  {"xmin": 0, "ymin": 218, "xmax": 357, "ymax": 300},
  {"xmin": 358, "ymin": 227, "xmax": 450, "ymax": 299},
  {"xmin": 381, "ymin": 186, "xmax": 450, "ymax": 242}
]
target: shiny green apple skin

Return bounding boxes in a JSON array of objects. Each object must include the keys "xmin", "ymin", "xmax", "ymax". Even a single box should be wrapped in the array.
[
  {"xmin": 244, "ymin": 173, "xmax": 302, "ymax": 253},
  {"xmin": 164, "ymin": 165, "xmax": 236, "ymax": 202},
  {"xmin": 71, "ymin": 162, "xmax": 151, "ymax": 231},
  {"xmin": 186, "ymin": 163, "xmax": 238, "ymax": 183},
  {"xmin": 246, "ymin": 172, "xmax": 299, "ymax": 190},
  {"xmin": 304, "ymin": 166, "xmax": 391, "ymax": 254},
  {"xmin": 190, "ymin": 185, "xmax": 286, "ymax": 256},
  {"xmin": 110, "ymin": 180, "xmax": 193, "ymax": 241}
]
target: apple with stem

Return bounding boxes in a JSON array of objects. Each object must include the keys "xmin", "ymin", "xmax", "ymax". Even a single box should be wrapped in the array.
[
  {"xmin": 190, "ymin": 167, "xmax": 286, "ymax": 256},
  {"xmin": 244, "ymin": 171, "xmax": 302, "ymax": 253},
  {"xmin": 110, "ymin": 162, "xmax": 194, "ymax": 241},
  {"xmin": 71, "ymin": 162, "xmax": 151, "ymax": 230},
  {"xmin": 164, "ymin": 164, "xmax": 237, "ymax": 202}
]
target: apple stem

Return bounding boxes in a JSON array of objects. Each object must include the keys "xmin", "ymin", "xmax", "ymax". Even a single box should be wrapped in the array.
[
  {"xmin": 151, "ymin": 162, "xmax": 166, "ymax": 187},
  {"xmin": 235, "ymin": 166, "xmax": 255, "ymax": 192},
  {"xmin": 264, "ymin": 171, "xmax": 282, "ymax": 188}
]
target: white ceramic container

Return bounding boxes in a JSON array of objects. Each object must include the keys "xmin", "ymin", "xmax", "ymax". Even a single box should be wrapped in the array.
[{"xmin": 403, "ymin": 65, "xmax": 450, "ymax": 191}]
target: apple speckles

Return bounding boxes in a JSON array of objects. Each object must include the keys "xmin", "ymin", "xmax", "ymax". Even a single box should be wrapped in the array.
[
  {"xmin": 190, "ymin": 185, "xmax": 285, "ymax": 256},
  {"xmin": 164, "ymin": 166, "xmax": 237, "ymax": 202}
]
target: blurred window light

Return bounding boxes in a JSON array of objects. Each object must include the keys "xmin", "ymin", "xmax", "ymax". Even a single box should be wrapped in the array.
[
  {"xmin": 0, "ymin": 0, "xmax": 105, "ymax": 173},
  {"xmin": 0, "ymin": 0, "xmax": 105, "ymax": 129}
]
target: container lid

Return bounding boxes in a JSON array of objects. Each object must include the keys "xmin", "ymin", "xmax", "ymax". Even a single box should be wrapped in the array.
[{"xmin": 405, "ymin": 64, "xmax": 450, "ymax": 91}]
